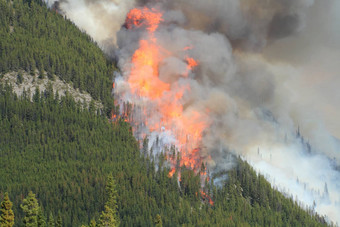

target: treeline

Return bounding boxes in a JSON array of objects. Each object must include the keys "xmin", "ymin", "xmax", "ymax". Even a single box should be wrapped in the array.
[
  {"xmin": 0, "ymin": 0, "xmax": 115, "ymax": 116},
  {"xmin": 0, "ymin": 84, "xmax": 328, "ymax": 226}
]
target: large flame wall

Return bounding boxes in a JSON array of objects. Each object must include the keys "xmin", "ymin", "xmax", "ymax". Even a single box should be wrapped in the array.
[{"xmin": 114, "ymin": 7, "xmax": 210, "ymax": 178}]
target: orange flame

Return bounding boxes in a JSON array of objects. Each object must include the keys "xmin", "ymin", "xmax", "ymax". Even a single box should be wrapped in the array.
[
  {"xmin": 168, "ymin": 168, "xmax": 176, "ymax": 177},
  {"xmin": 125, "ymin": 7, "xmax": 163, "ymax": 33},
  {"xmin": 128, "ymin": 40, "xmax": 170, "ymax": 99},
  {"xmin": 186, "ymin": 57, "xmax": 198, "ymax": 70},
  {"xmin": 117, "ymin": 7, "xmax": 212, "ymax": 202},
  {"xmin": 201, "ymin": 190, "xmax": 214, "ymax": 206}
]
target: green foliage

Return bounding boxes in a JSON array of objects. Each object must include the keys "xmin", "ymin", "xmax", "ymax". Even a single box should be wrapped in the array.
[
  {"xmin": 47, "ymin": 212, "xmax": 54, "ymax": 227},
  {"xmin": 89, "ymin": 219, "xmax": 96, "ymax": 227},
  {"xmin": 0, "ymin": 192, "xmax": 15, "ymax": 227},
  {"xmin": 55, "ymin": 212, "xmax": 62, "ymax": 227},
  {"xmin": 20, "ymin": 192, "xmax": 40, "ymax": 227},
  {"xmin": 37, "ymin": 208, "xmax": 46, "ymax": 227},
  {"xmin": 16, "ymin": 72, "xmax": 23, "ymax": 85},
  {"xmin": 98, "ymin": 205, "xmax": 118, "ymax": 227},
  {"xmin": 154, "ymin": 214, "xmax": 162, "ymax": 227},
  {"xmin": 98, "ymin": 175, "xmax": 119, "ymax": 227}
]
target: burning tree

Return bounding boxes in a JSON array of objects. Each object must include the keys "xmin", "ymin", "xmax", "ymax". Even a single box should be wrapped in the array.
[{"xmin": 113, "ymin": 6, "xmax": 213, "ymax": 205}]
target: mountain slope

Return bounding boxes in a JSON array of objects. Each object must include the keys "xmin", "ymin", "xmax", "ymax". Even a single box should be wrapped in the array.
[
  {"xmin": 0, "ymin": 0, "xmax": 115, "ymax": 116},
  {"xmin": 0, "ymin": 0, "xmax": 329, "ymax": 226},
  {"xmin": 0, "ymin": 85, "xmax": 327, "ymax": 226}
]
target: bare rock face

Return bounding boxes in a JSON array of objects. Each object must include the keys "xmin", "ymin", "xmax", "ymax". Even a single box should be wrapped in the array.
[{"xmin": 0, "ymin": 70, "xmax": 103, "ymax": 109}]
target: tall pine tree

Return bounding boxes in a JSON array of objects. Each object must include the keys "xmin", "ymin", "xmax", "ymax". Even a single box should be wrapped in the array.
[
  {"xmin": 98, "ymin": 174, "xmax": 119, "ymax": 227},
  {"xmin": 0, "ymin": 192, "xmax": 15, "ymax": 227},
  {"xmin": 37, "ymin": 208, "xmax": 46, "ymax": 227},
  {"xmin": 47, "ymin": 212, "xmax": 55, "ymax": 227},
  {"xmin": 21, "ymin": 191, "xmax": 40, "ymax": 227},
  {"xmin": 55, "ymin": 212, "xmax": 62, "ymax": 227},
  {"xmin": 154, "ymin": 214, "xmax": 162, "ymax": 227}
]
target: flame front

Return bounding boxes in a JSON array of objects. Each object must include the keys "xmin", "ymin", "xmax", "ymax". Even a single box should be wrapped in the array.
[{"xmin": 114, "ymin": 7, "xmax": 211, "ymax": 201}]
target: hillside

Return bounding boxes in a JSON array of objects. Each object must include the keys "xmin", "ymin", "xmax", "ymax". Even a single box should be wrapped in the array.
[
  {"xmin": 0, "ymin": 85, "xmax": 327, "ymax": 226},
  {"xmin": 0, "ymin": 0, "xmax": 115, "ymax": 116},
  {"xmin": 0, "ymin": 0, "xmax": 329, "ymax": 226}
]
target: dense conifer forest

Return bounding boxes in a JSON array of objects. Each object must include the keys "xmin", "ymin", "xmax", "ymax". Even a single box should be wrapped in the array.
[
  {"xmin": 0, "ymin": 0, "xmax": 115, "ymax": 116},
  {"xmin": 0, "ymin": 0, "xmax": 330, "ymax": 226}
]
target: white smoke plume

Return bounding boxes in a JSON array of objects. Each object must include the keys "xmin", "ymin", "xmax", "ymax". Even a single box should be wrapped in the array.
[
  {"xmin": 47, "ymin": 0, "xmax": 340, "ymax": 224},
  {"xmin": 47, "ymin": 0, "xmax": 137, "ymax": 49}
]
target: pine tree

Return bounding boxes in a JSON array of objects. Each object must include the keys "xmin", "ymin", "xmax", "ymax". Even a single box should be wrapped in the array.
[
  {"xmin": 98, "ymin": 174, "xmax": 119, "ymax": 227},
  {"xmin": 89, "ymin": 219, "xmax": 96, "ymax": 227},
  {"xmin": 47, "ymin": 212, "xmax": 55, "ymax": 227},
  {"xmin": 33, "ymin": 87, "xmax": 40, "ymax": 103},
  {"xmin": 0, "ymin": 192, "xmax": 15, "ymax": 227},
  {"xmin": 21, "ymin": 191, "xmax": 40, "ymax": 227},
  {"xmin": 154, "ymin": 214, "xmax": 162, "ymax": 227},
  {"xmin": 98, "ymin": 205, "xmax": 117, "ymax": 227},
  {"xmin": 55, "ymin": 212, "xmax": 62, "ymax": 227},
  {"xmin": 105, "ymin": 175, "xmax": 119, "ymax": 219},
  {"xmin": 37, "ymin": 208, "xmax": 46, "ymax": 227},
  {"xmin": 16, "ymin": 72, "xmax": 23, "ymax": 85}
]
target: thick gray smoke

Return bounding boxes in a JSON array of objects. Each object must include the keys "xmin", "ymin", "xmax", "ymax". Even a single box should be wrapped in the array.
[
  {"xmin": 47, "ymin": 0, "xmax": 340, "ymax": 224},
  {"xmin": 154, "ymin": 0, "xmax": 315, "ymax": 50}
]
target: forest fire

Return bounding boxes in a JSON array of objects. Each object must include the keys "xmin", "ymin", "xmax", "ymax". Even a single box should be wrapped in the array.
[
  {"xmin": 48, "ymin": 0, "xmax": 340, "ymax": 222},
  {"xmin": 201, "ymin": 191, "xmax": 214, "ymax": 206},
  {"xmin": 113, "ymin": 6, "xmax": 212, "ymax": 203}
]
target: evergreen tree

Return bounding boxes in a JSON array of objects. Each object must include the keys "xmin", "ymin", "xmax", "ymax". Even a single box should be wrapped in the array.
[
  {"xmin": 98, "ymin": 175, "xmax": 119, "ymax": 227},
  {"xmin": 47, "ymin": 212, "xmax": 55, "ymax": 227},
  {"xmin": 37, "ymin": 208, "xmax": 46, "ymax": 227},
  {"xmin": 0, "ymin": 192, "xmax": 15, "ymax": 227},
  {"xmin": 105, "ymin": 175, "xmax": 119, "ymax": 220},
  {"xmin": 89, "ymin": 219, "xmax": 96, "ymax": 227},
  {"xmin": 21, "ymin": 191, "xmax": 40, "ymax": 227},
  {"xmin": 154, "ymin": 214, "xmax": 162, "ymax": 227},
  {"xmin": 33, "ymin": 87, "xmax": 40, "ymax": 103},
  {"xmin": 55, "ymin": 212, "xmax": 62, "ymax": 227},
  {"xmin": 16, "ymin": 72, "xmax": 23, "ymax": 85},
  {"xmin": 98, "ymin": 206, "xmax": 117, "ymax": 227}
]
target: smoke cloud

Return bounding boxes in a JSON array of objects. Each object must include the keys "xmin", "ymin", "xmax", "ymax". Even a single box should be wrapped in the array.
[
  {"xmin": 47, "ymin": 0, "xmax": 340, "ymax": 224},
  {"xmin": 47, "ymin": 0, "xmax": 137, "ymax": 49},
  {"xmin": 160, "ymin": 0, "xmax": 315, "ymax": 50}
]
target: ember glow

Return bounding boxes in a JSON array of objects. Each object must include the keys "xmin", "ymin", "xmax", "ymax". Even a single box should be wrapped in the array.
[{"xmin": 114, "ymin": 7, "xmax": 211, "ymax": 185}]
